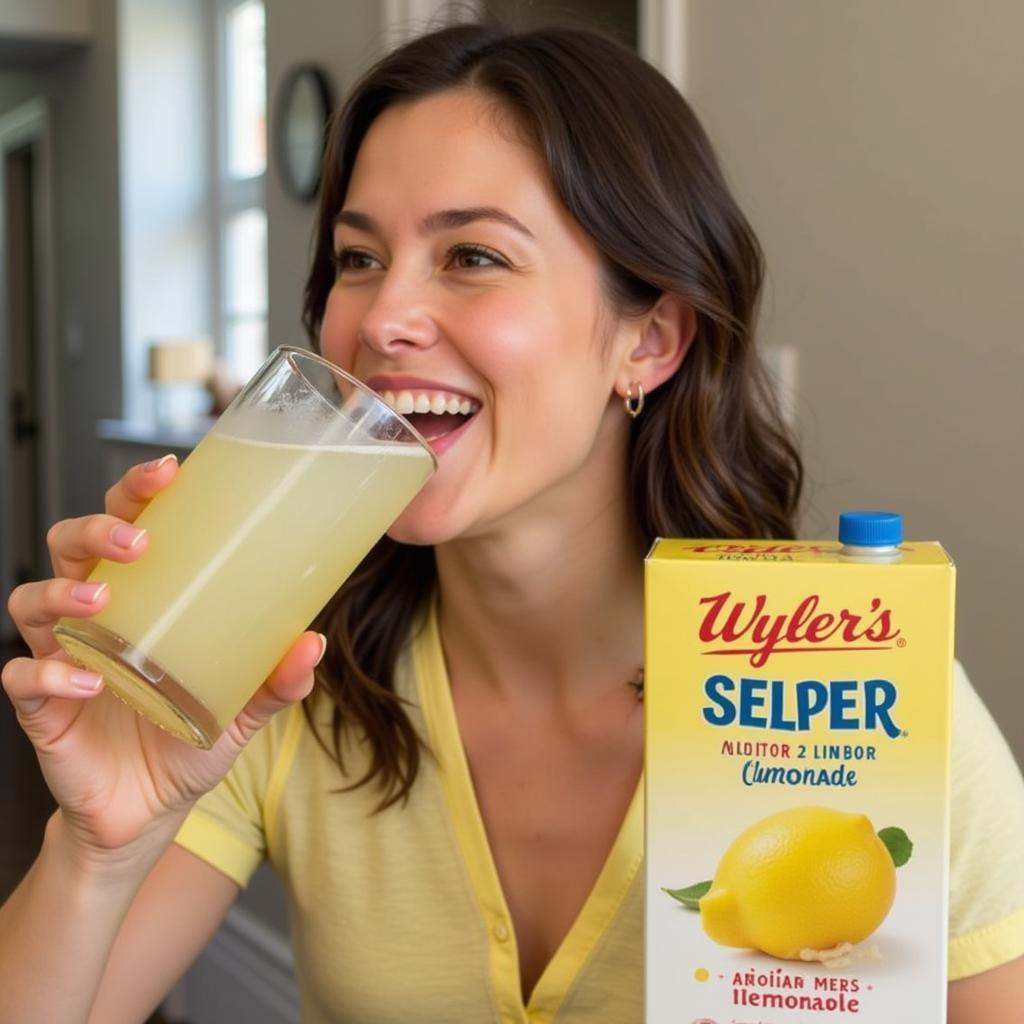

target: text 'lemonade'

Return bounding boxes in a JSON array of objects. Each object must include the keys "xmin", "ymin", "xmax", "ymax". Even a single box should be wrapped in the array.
[
  {"xmin": 54, "ymin": 347, "xmax": 435, "ymax": 747},
  {"xmin": 645, "ymin": 512, "xmax": 955, "ymax": 1023}
]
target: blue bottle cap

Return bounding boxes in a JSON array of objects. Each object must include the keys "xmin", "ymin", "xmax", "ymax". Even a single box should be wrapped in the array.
[{"xmin": 838, "ymin": 510, "xmax": 903, "ymax": 547}]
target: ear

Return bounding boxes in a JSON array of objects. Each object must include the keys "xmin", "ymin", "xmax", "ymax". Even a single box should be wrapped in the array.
[{"xmin": 615, "ymin": 292, "xmax": 697, "ymax": 399}]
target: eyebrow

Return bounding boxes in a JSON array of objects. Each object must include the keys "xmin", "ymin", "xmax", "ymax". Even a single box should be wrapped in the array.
[{"xmin": 332, "ymin": 206, "xmax": 535, "ymax": 240}]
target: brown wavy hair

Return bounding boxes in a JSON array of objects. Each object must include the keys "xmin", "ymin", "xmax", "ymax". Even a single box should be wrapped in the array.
[{"xmin": 302, "ymin": 21, "xmax": 803, "ymax": 808}]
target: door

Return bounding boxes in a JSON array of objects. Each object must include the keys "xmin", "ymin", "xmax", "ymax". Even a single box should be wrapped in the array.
[
  {"xmin": 4, "ymin": 143, "xmax": 46, "ymax": 593},
  {"xmin": 0, "ymin": 98, "xmax": 58, "ymax": 640}
]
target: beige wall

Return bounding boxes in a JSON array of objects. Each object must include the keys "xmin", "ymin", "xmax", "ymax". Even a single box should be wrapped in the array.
[{"xmin": 681, "ymin": 1, "xmax": 1023, "ymax": 762}]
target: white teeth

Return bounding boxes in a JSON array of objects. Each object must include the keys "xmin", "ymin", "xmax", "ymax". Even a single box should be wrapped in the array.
[{"xmin": 376, "ymin": 386, "xmax": 479, "ymax": 416}]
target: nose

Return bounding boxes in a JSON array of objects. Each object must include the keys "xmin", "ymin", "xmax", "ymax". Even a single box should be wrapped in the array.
[{"xmin": 357, "ymin": 268, "xmax": 440, "ymax": 357}]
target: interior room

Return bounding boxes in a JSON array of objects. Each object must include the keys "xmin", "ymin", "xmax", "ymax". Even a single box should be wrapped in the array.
[{"xmin": 2, "ymin": 2, "xmax": 1021, "ymax": 1021}]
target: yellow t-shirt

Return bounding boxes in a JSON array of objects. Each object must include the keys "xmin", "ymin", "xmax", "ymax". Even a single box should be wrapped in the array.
[{"xmin": 175, "ymin": 611, "xmax": 1024, "ymax": 1022}]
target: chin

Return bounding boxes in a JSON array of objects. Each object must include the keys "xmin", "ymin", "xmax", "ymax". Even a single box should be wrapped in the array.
[
  {"xmin": 385, "ymin": 523, "xmax": 446, "ymax": 547},
  {"xmin": 385, "ymin": 494, "xmax": 467, "ymax": 548}
]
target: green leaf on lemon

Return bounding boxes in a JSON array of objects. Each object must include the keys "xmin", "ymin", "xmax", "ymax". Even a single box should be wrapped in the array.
[
  {"xmin": 878, "ymin": 826, "xmax": 913, "ymax": 867},
  {"xmin": 663, "ymin": 880, "xmax": 711, "ymax": 910}
]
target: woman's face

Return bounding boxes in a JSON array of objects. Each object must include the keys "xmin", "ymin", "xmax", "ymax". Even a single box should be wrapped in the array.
[{"xmin": 320, "ymin": 89, "xmax": 636, "ymax": 546}]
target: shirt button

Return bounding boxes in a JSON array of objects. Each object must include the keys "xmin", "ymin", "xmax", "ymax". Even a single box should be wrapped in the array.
[{"xmin": 493, "ymin": 920, "xmax": 510, "ymax": 942}]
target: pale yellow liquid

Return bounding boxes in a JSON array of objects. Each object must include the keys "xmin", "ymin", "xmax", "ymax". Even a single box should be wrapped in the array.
[{"xmin": 75, "ymin": 428, "xmax": 432, "ymax": 734}]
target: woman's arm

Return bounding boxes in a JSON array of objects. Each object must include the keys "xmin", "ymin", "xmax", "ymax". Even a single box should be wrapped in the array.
[
  {"xmin": 0, "ymin": 457, "xmax": 316, "ymax": 1022},
  {"xmin": 89, "ymin": 843, "xmax": 239, "ymax": 1023},
  {"xmin": 948, "ymin": 955, "xmax": 1024, "ymax": 1023},
  {"xmin": 0, "ymin": 813, "xmax": 235, "ymax": 1024}
]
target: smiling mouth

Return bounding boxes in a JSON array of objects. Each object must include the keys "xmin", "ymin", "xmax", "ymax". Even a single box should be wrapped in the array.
[{"xmin": 379, "ymin": 388, "xmax": 480, "ymax": 442}]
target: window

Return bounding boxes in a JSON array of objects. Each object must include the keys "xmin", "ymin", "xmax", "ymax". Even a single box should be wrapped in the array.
[{"xmin": 217, "ymin": 0, "xmax": 267, "ymax": 382}]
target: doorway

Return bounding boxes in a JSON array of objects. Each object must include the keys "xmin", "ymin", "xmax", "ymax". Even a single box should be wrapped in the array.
[
  {"xmin": 0, "ymin": 99, "xmax": 59, "ymax": 640},
  {"xmin": 5, "ymin": 144, "xmax": 44, "ymax": 589}
]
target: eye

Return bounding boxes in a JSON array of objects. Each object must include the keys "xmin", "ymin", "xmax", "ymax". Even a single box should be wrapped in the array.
[
  {"xmin": 333, "ymin": 248, "xmax": 383, "ymax": 274},
  {"xmin": 445, "ymin": 243, "xmax": 508, "ymax": 270}
]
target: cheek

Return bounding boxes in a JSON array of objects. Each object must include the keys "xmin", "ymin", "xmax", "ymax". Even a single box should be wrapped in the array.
[
  {"xmin": 459, "ymin": 287, "xmax": 590, "ymax": 389},
  {"xmin": 476, "ymin": 303, "xmax": 613, "ymax": 473},
  {"xmin": 482, "ymin": 290, "xmax": 607, "ymax": 421},
  {"xmin": 318, "ymin": 287, "xmax": 363, "ymax": 370}
]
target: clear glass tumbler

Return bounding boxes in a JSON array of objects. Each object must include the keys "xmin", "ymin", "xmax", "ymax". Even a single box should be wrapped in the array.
[{"xmin": 54, "ymin": 347, "xmax": 436, "ymax": 747}]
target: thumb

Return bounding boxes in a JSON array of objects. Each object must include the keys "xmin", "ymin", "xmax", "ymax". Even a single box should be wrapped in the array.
[{"xmin": 218, "ymin": 631, "xmax": 325, "ymax": 751}]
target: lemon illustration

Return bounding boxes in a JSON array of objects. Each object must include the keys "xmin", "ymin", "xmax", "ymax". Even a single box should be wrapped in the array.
[{"xmin": 697, "ymin": 806, "xmax": 897, "ymax": 960}]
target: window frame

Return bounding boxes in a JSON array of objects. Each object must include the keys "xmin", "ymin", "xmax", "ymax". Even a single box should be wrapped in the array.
[{"xmin": 211, "ymin": 0, "xmax": 268, "ymax": 381}]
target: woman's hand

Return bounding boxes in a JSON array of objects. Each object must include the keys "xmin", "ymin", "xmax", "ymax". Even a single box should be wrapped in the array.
[{"xmin": 1, "ymin": 455, "xmax": 324, "ymax": 867}]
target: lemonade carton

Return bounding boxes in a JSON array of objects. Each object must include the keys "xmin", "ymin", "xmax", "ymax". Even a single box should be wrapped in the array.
[{"xmin": 645, "ymin": 512, "xmax": 955, "ymax": 1023}]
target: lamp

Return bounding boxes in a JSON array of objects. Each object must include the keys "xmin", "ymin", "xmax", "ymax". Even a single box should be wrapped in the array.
[{"xmin": 148, "ymin": 337, "xmax": 215, "ymax": 427}]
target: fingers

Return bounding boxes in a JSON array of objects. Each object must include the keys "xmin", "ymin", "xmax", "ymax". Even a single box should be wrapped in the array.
[
  {"xmin": 103, "ymin": 453, "xmax": 179, "ymax": 524},
  {"xmin": 47, "ymin": 513, "xmax": 151, "ymax": 581},
  {"xmin": 41, "ymin": 455, "xmax": 176, "ymax": 578},
  {"xmin": 8, "ymin": 577, "xmax": 113, "ymax": 657},
  {"xmin": 222, "ymin": 632, "xmax": 326, "ymax": 749},
  {"xmin": 1, "ymin": 655, "xmax": 103, "ymax": 722},
  {"xmin": 25, "ymin": 456, "xmax": 176, "ymax": 648},
  {"xmin": 265, "ymin": 631, "xmax": 328, "ymax": 696}
]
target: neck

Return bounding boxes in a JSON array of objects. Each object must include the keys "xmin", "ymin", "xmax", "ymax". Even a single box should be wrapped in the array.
[{"xmin": 434, "ymin": 434, "xmax": 646, "ymax": 705}]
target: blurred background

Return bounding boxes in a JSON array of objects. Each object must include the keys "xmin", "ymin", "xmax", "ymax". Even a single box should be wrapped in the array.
[{"xmin": 1, "ymin": 1, "xmax": 1020, "ymax": 1021}]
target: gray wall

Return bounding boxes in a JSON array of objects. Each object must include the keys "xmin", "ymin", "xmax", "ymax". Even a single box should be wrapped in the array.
[
  {"xmin": 0, "ymin": 71, "xmax": 39, "ymax": 111},
  {"xmin": 682, "ymin": 0, "xmax": 1023, "ymax": 763},
  {"xmin": 0, "ymin": 0, "xmax": 122, "ymax": 520},
  {"xmin": 0, "ymin": 0, "xmax": 92, "ymax": 40}
]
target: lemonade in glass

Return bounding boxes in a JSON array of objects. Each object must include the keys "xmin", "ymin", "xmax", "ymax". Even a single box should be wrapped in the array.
[{"xmin": 54, "ymin": 347, "xmax": 436, "ymax": 747}]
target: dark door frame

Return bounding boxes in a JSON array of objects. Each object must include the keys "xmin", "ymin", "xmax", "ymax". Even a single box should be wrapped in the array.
[{"xmin": 0, "ymin": 98, "xmax": 60, "ymax": 639}]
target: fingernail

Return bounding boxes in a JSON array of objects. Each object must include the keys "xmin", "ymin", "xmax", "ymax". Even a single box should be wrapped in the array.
[
  {"xmin": 111, "ymin": 525, "xmax": 147, "ymax": 549},
  {"xmin": 71, "ymin": 671, "xmax": 103, "ymax": 693},
  {"xmin": 314, "ymin": 633, "xmax": 328, "ymax": 666},
  {"xmin": 72, "ymin": 582, "xmax": 108, "ymax": 604},
  {"xmin": 144, "ymin": 453, "xmax": 178, "ymax": 472}
]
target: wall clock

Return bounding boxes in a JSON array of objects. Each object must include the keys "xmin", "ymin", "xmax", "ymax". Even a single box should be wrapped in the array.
[{"xmin": 275, "ymin": 64, "xmax": 333, "ymax": 202}]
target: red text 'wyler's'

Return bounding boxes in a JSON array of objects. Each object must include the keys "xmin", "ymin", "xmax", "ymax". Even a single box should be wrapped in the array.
[{"xmin": 697, "ymin": 592, "xmax": 901, "ymax": 668}]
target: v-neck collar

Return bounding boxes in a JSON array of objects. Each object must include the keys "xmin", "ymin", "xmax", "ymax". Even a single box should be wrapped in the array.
[{"xmin": 413, "ymin": 607, "xmax": 644, "ymax": 1023}]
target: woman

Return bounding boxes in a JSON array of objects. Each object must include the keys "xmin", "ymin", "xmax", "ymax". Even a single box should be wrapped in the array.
[{"xmin": 2, "ymin": 22, "xmax": 1022, "ymax": 1023}]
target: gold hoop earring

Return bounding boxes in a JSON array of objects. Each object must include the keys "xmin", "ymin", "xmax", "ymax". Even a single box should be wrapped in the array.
[{"xmin": 624, "ymin": 382, "xmax": 645, "ymax": 418}]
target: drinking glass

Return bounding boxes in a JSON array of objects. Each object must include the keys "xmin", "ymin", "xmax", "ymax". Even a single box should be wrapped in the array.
[{"xmin": 54, "ymin": 347, "xmax": 436, "ymax": 747}]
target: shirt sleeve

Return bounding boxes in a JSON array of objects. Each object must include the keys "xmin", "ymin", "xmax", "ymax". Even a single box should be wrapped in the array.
[
  {"xmin": 948, "ymin": 661, "xmax": 1024, "ymax": 980},
  {"xmin": 173, "ymin": 707, "xmax": 299, "ymax": 889}
]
